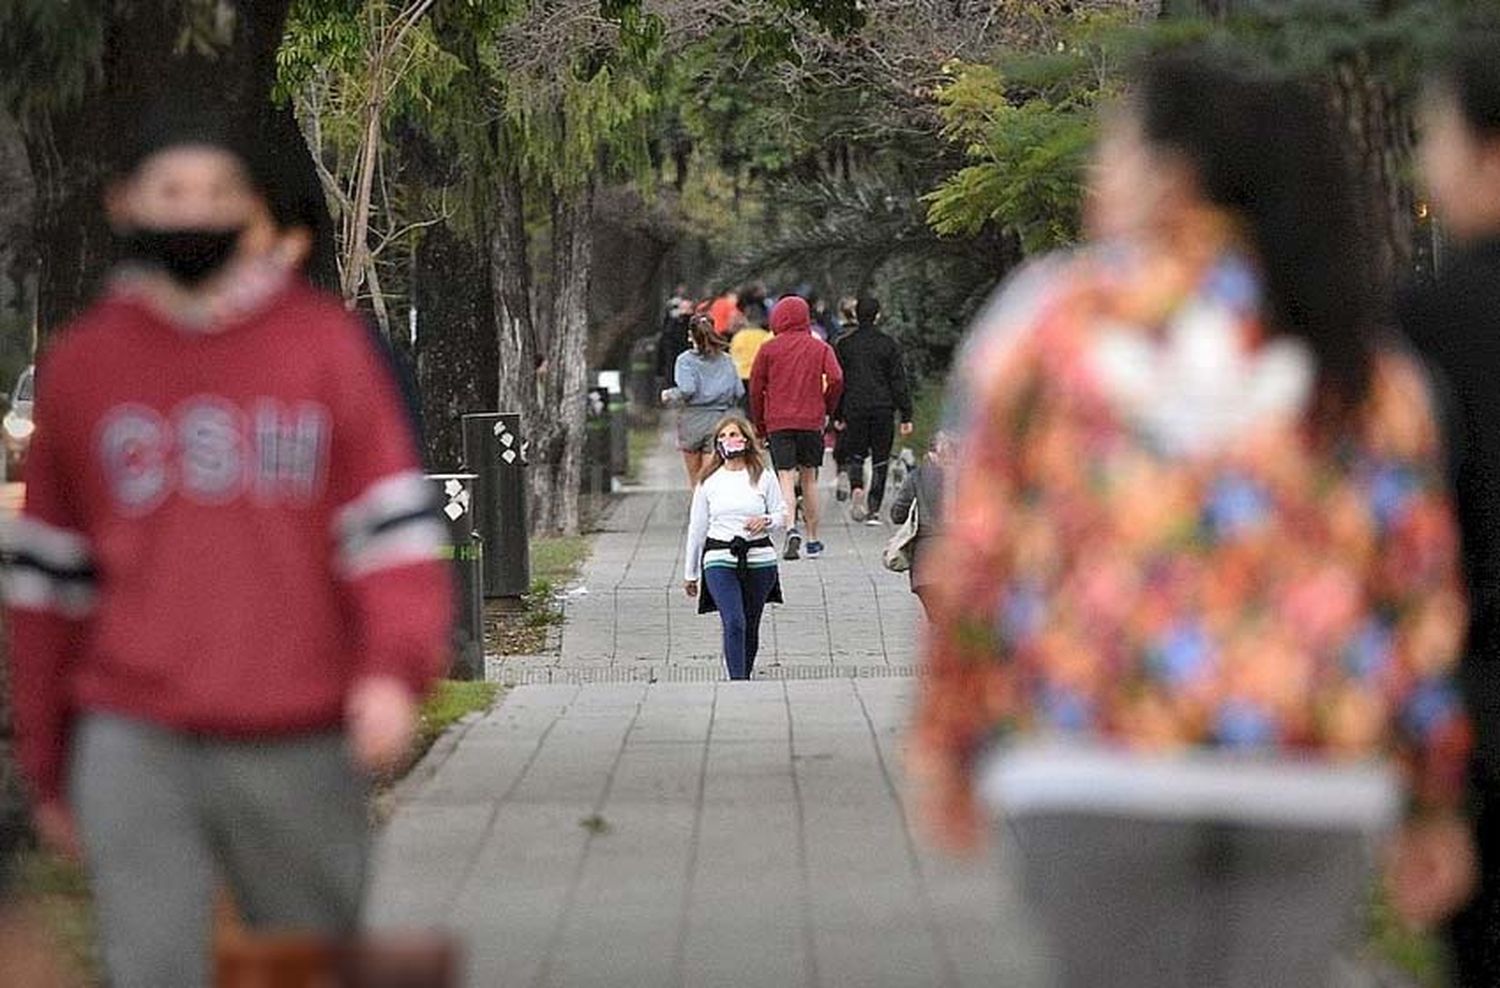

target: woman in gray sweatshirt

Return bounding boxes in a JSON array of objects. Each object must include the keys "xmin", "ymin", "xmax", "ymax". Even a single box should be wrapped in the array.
[{"xmin": 663, "ymin": 314, "xmax": 744, "ymax": 484}]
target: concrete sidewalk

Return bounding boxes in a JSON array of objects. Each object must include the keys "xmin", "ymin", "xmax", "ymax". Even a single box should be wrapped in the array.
[
  {"xmin": 366, "ymin": 678, "xmax": 1037, "ymax": 987},
  {"xmin": 490, "ymin": 425, "xmax": 924, "ymax": 685},
  {"xmin": 365, "ymin": 426, "xmax": 1036, "ymax": 985}
]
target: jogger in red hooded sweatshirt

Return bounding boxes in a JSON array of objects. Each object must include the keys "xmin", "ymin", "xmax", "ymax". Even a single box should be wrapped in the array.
[{"xmin": 749, "ymin": 296, "xmax": 844, "ymax": 559}]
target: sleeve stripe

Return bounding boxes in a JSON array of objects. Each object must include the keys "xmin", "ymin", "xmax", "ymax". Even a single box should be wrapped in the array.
[
  {"xmin": 337, "ymin": 517, "xmax": 447, "ymax": 580},
  {"xmin": 2, "ymin": 566, "xmax": 97, "ymax": 618},
  {"xmin": 6, "ymin": 552, "xmax": 96, "ymax": 583},
  {"xmin": 369, "ymin": 506, "xmax": 442, "ymax": 539},
  {"xmin": 334, "ymin": 470, "xmax": 436, "ymax": 544},
  {"xmin": 3, "ymin": 515, "xmax": 94, "ymax": 571}
]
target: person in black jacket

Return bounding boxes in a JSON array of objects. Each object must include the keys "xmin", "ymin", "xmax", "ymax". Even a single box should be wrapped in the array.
[
  {"xmin": 1398, "ymin": 37, "xmax": 1500, "ymax": 986},
  {"xmin": 833, "ymin": 296, "xmax": 912, "ymax": 523},
  {"xmin": 656, "ymin": 286, "xmax": 694, "ymax": 390}
]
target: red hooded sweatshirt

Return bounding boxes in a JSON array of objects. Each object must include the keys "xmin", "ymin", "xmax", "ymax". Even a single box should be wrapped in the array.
[{"xmin": 750, "ymin": 297, "xmax": 844, "ymax": 437}]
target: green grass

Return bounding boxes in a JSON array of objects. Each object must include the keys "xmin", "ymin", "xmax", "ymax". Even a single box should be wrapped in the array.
[
  {"xmin": 14, "ymin": 851, "xmax": 97, "ymax": 984},
  {"xmin": 485, "ymin": 534, "xmax": 593, "ymax": 657},
  {"xmin": 1367, "ymin": 893, "xmax": 1447, "ymax": 986},
  {"xmin": 414, "ymin": 679, "xmax": 502, "ymax": 754},
  {"xmin": 899, "ymin": 379, "xmax": 947, "ymax": 459},
  {"xmin": 532, "ymin": 534, "xmax": 592, "ymax": 587}
]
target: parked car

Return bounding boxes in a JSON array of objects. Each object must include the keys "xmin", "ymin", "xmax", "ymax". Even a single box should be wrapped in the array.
[{"xmin": 4, "ymin": 364, "xmax": 34, "ymax": 480}]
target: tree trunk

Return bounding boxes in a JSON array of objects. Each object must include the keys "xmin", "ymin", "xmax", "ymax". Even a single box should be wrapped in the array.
[
  {"xmin": 1328, "ymin": 53, "xmax": 1414, "ymax": 289},
  {"xmin": 531, "ymin": 185, "xmax": 594, "ymax": 539},
  {"xmin": 537, "ymin": 183, "xmax": 595, "ymax": 536},
  {"xmin": 489, "ymin": 154, "xmax": 551, "ymax": 532},
  {"xmin": 0, "ymin": 106, "xmax": 36, "ymax": 370},
  {"xmin": 26, "ymin": 0, "xmax": 296, "ymax": 334},
  {"xmin": 415, "ymin": 223, "xmax": 497, "ymax": 471}
]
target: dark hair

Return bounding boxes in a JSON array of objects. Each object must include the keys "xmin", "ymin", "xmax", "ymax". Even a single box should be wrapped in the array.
[
  {"xmin": 1434, "ymin": 35, "xmax": 1500, "ymax": 137},
  {"xmin": 122, "ymin": 100, "xmax": 255, "ymax": 181},
  {"xmin": 1135, "ymin": 50, "xmax": 1376, "ymax": 415},
  {"xmin": 856, "ymin": 296, "xmax": 881, "ymax": 328},
  {"xmin": 688, "ymin": 313, "xmax": 726, "ymax": 353}
]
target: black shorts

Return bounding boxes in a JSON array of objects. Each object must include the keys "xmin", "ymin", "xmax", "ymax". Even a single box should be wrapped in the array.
[{"xmin": 768, "ymin": 430, "xmax": 824, "ymax": 471}]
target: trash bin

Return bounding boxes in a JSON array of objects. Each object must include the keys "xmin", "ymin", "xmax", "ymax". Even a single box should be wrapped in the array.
[
  {"xmin": 428, "ymin": 473, "xmax": 483, "ymax": 680},
  {"xmin": 599, "ymin": 370, "xmax": 628, "ymax": 479},
  {"xmin": 584, "ymin": 386, "xmax": 612, "ymax": 495},
  {"xmin": 461, "ymin": 413, "xmax": 531, "ymax": 599}
]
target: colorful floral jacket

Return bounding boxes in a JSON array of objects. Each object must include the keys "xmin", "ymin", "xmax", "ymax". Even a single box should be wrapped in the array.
[{"xmin": 915, "ymin": 246, "xmax": 1472, "ymax": 812}]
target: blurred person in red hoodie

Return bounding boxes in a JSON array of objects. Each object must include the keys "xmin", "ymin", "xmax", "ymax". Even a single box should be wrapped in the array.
[
  {"xmin": 1, "ymin": 103, "xmax": 453, "ymax": 988},
  {"xmin": 749, "ymin": 296, "xmax": 844, "ymax": 560}
]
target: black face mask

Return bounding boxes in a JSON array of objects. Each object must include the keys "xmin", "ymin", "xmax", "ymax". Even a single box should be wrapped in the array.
[{"xmin": 122, "ymin": 227, "xmax": 243, "ymax": 286}]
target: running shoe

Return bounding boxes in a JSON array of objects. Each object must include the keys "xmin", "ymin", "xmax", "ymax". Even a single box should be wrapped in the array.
[
  {"xmin": 864, "ymin": 516, "xmax": 883, "ymax": 527},
  {"xmin": 835, "ymin": 472, "xmax": 851, "ymax": 502},
  {"xmin": 850, "ymin": 489, "xmax": 868, "ymax": 523},
  {"xmin": 805, "ymin": 540, "xmax": 825, "ymax": 559},
  {"xmin": 784, "ymin": 528, "xmax": 803, "ymax": 561}
]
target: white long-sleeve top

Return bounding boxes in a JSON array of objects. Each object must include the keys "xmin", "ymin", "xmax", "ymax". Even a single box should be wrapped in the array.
[{"xmin": 683, "ymin": 466, "xmax": 788, "ymax": 582}]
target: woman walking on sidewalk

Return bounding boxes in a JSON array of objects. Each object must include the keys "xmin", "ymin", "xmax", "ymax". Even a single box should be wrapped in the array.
[
  {"xmin": 663, "ymin": 314, "xmax": 742, "ymax": 485},
  {"xmin": 888, "ymin": 433, "xmax": 951, "ymax": 620},
  {"xmin": 683, "ymin": 416, "xmax": 787, "ymax": 680}
]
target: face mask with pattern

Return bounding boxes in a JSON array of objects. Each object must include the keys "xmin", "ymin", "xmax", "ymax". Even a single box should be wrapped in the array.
[{"xmin": 717, "ymin": 435, "xmax": 748, "ymax": 460}]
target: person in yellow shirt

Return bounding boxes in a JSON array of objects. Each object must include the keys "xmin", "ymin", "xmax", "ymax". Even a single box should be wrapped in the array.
[{"xmin": 729, "ymin": 315, "xmax": 772, "ymax": 401}]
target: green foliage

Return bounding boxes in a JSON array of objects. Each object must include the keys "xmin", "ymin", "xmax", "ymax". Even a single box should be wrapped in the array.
[{"xmin": 922, "ymin": 13, "xmax": 1149, "ymax": 253}]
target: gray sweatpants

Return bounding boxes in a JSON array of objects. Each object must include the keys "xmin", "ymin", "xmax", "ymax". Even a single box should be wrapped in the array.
[
  {"xmin": 71, "ymin": 713, "xmax": 371, "ymax": 988},
  {"xmin": 1000, "ymin": 813, "xmax": 1375, "ymax": 988}
]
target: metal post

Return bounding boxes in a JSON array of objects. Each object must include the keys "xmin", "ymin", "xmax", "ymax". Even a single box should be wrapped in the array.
[
  {"xmin": 427, "ymin": 473, "xmax": 483, "ymax": 680},
  {"xmin": 461, "ymin": 413, "xmax": 531, "ymax": 598}
]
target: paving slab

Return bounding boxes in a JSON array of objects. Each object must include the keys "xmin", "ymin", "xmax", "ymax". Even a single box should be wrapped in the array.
[{"xmin": 368, "ymin": 678, "xmax": 1033, "ymax": 987}]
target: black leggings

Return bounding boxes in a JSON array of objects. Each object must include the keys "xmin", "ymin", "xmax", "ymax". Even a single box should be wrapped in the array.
[{"xmin": 841, "ymin": 412, "xmax": 896, "ymax": 511}]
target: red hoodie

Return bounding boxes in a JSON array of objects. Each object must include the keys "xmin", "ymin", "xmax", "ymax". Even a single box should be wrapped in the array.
[
  {"xmin": 3, "ymin": 280, "xmax": 453, "ymax": 802},
  {"xmin": 749, "ymin": 297, "xmax": 844, "ymax": 436}
]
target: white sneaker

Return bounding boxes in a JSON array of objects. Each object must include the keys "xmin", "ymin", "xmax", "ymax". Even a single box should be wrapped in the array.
[
  {"xmin": 864, "ymin": 516, "xmax": 883, "ymax": 527},
  {"xmin": 850, "ymin": 489, "xmax": 868, "ymax": 523}
]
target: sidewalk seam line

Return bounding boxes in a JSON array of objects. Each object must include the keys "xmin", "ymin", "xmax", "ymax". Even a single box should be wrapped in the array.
[
  {"xmin": 853, "ymin": 678, "xmax": 963, "ymax": 988},
  {"xmin": 672, "ymin": 681, "xmax": 718, "ymax": 988},
  {"xmin": 531, "ymin": 684, "xmax": 649, "ymax": 988},
  {"xmin": 443, "ymin": 684, "xmax": 582, "ymax": 926},
  {"xmin": 784, "ymin": 678, "xmax": 822, "ymax": 988}
]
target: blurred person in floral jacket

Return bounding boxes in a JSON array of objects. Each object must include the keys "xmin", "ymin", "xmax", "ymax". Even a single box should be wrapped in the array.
[{"xmin": 911, "ymin": 51, "xmax": 1475, "ymax": 988}]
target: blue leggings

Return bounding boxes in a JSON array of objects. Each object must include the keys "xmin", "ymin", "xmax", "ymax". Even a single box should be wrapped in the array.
[{"xmin": 703, "ymin": 566, "xmax": 778, "ymax": 680}]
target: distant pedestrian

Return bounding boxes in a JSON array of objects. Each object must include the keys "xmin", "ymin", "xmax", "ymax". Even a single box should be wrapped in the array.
[
  {"xmin": 832, "ymin": 296, "xmax": 858, "ymax": 347},
  {"xmin": 728, "ymin": 297, "xmax": 773, "ymax": 401},
  {"xmin": 1399, "ymin": 36, "xmax": 1500, "ymax": 985},
  {"xmin": 834, "ymin": 296, "xmax": 913, "ymax": 525},
  {"xmin": 655, "ymin": 285, "xmax": 694, "ymax": 391},
  {"xmin": 750, "ymin": 296, "xmax": 844, "ymax": 560},
  {"xmin": 683, "ymin": 416, "xmax": 788, "ymax": 680},
  {"xmin": 913, "ymin": 52, "xmax": 1473, "ymax": 987},
  {"xmin": 663, "ymin": 313, "xmax": 742, "ymax": 485},
  {"xmin": 709, "ymin": 292, "xmax": 741, "ymax": 336},
  {"xmin": 887, "ymin": 433, "xmax": 950, "ymax": 619},
  {"xmin": 3, "ymin": 104, "xmax": 452, "ymax": 988}
]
